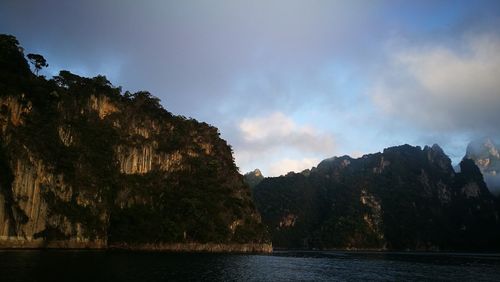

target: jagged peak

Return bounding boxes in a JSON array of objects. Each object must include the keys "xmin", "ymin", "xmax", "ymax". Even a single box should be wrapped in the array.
[
  {"xmin": 243, "ymin": 168, "xmax": 265, "ymax": 189},
  {"xmin": 431, "ymin": 143, "xmax": 444, "ymax": 154},
  {"xmin": 424, "ymin": 143, "xmax": 451, "ymax": 163}
]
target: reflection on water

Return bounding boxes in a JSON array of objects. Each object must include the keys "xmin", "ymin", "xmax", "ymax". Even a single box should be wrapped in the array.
[{"xmin": 1, "ymin": 250, "xmax": 499, "ymax": 281}]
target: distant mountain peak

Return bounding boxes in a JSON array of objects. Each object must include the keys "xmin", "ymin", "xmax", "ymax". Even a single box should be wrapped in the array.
[
  {"xmin": 467, "ymin": 138, "xmax": 499, "ymax": 158},
  {"xmin": 485, "ymin": 139, "xmax": 499, "ymax": 158},
  {"xmin": 251, "ymin": 169, "xmax": 263, "ymax": 177},
  {"xmin": 464, "ymin": 138, "xmax": 500, "ymax": 195},
  {"xmin": 244, "ymin": 169, "xmax": 265, "ymax": 189}
]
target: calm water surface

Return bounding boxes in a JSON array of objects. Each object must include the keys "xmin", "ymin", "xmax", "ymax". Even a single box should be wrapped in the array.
[{"xmin": 1, "ymin": 250, "xmax": 499, "ymax": 281}]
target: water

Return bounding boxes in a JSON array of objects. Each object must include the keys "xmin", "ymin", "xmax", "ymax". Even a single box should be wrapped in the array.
[{"xmin": 1, "ymin": 250, "xmax": 499, "ymax": 281}]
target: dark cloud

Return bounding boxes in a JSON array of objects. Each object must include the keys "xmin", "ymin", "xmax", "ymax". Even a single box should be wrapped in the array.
[{"xmin": 0, "ymin": 1, "xmax": 383, "ymax": 116}]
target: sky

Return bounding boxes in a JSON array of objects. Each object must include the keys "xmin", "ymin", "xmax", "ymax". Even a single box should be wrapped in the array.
[{"xmin": 1, "ymin": 0, "xmax": 500, "ymax": 176}]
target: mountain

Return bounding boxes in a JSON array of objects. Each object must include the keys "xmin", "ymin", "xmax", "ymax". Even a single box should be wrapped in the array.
[
  {"xmin": 465, "ymin": 138, "xmax": 500, "ymax": 195},
  {"xmin": 244, "ymin": 169, "xmax": 264, "ymax": 189},
  {"xmin": 253, "ymin": 144, "xmax": 500, "ymax": 251},
  {"xmin": 0, "ymin": 35, "xmax": 270, "ymax": 252}
]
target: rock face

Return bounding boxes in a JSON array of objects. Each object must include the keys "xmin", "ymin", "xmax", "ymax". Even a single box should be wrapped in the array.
[
  {"xmin": 253, "ymin": 144, "xmax": 500, "ymax": 251},
  {"xmin": 465, "ymin": 138, "xmax": 500, "ymax": 195},
  {"xmin": 0, "ymin": 35, "xmax": 270, "ymax": 251}
]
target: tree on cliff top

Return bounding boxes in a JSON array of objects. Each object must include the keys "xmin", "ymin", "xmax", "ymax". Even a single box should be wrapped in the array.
[{"xmin": 27, "ymin": 53, "xmax": 48, "ymax": 75}]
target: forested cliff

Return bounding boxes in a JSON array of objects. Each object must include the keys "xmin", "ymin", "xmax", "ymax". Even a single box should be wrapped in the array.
[
  {"xmin": 0, "ymin": 35, "xmax": 270, "ymax": 251},
  {"xmin": 253, "ymin": 144, "xmax": 500, "ymax": 251}
]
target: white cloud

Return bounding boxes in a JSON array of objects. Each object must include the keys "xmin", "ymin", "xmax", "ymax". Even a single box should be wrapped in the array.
[
  {"xmin": 349, "ymin": 151, "xmax": 364, "ymax": 158},
  {"xmin": 234, "ymin": 112, "xmax": 335, "ymax": 176},
  {"xmin": 268, "ymin": 158, "xmax": 320, "ymax": 177},
  {"xmin": 372, "ymin": 33, "xmax": 500, "ymax": 134},
  {"xmin": 238, "ymin": 112, "xmax": 335, "ymax": 154},
  {"xmin": 240, "ymin": 112, "xmax": 296, "ymax": 142}
]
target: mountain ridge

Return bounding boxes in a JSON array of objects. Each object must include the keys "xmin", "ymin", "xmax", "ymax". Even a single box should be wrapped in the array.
[{"xmin": 252, "ymin": 143, "xmax": 500, "ymax": 251}]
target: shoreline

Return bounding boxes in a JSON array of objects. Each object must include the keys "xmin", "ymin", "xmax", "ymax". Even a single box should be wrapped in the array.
[
  {"xmin": 109, "ymin": 242, "xmax": 273, "ymax": 253},
  {"xmin": 1, "ymin": 246, "xmax": 499, "ymax": 256},
  {"xmin": 0, "ymin": 239, "xmax": 273, "ymax": 253}
]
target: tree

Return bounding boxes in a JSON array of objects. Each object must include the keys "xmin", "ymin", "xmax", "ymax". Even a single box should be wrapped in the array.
[
  {"xmin": 54, "ymin": 70, "xmax": 83, "ymax": 88},
  {"xmin": 27, "ymin": 53, "xmax": 48, "ymax": 75},
  {"xmin": 0, "ymin": 34, "xmax": 32, "ymax": 78}
]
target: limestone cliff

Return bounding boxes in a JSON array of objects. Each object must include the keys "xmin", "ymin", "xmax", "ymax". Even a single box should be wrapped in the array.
[{"xmin": 0, "ymin": 34, "xmax": 270, "ymax": 250}]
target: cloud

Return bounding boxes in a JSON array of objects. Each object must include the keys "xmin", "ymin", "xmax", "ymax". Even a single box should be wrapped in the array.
[
  {"xmin": 268, "ymin": 158, "xmax": 320, "ymax": 177},
  {"xmin": 371, "ymin": 33, "xmax": 500, "ymax": 136},
  {"xmin": 238, "ymin": 112, "xmax": 335, "ymax": 154},
  {"xmin": 234, "ymin": 112, "xmax": 335, "ymax": 176},
  {"xmin": 2, "ymin": 0, "xmax": 500, "ymax": 173}
]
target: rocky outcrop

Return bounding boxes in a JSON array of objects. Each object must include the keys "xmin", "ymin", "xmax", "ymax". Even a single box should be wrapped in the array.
[
  {"xmin": 115, "ymin": 145, "xmax": 184, "ymax": 174},
  {"xmin": 244, "ymin": 169, "xmax": 264, "ymax": 189},
  {"xmin": 0, "ymin": 34, "xmax": 270, "ymax": 251},
  {"xmin": 88, "ymin": 95, "xmax": 119, "ymax": 119},
  {"xmin": 253, "ymin": 144, "xmax": 500, "ymax": 251}
]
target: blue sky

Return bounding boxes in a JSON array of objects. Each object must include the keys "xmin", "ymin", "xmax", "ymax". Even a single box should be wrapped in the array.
[{"xmin": 1, "ymin": 0, "xmax": 499, "ymax": 176}]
